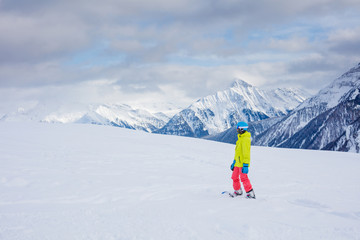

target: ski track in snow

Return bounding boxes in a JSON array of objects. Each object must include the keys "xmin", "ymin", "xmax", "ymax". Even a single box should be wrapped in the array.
[{"xmin": 0, "ymin": 122, "xmax": 359, "ymax": 240}]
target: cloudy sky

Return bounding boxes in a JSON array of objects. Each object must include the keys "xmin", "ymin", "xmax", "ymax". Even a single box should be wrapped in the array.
[{"xmin": 1, "ymin": 0, "xmax": 360, "ymax": 115}]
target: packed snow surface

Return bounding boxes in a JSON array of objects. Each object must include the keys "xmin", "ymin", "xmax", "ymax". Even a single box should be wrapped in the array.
[{"xmin": 0, "ymin": 122, "xmax": 359, "ymax": 240}]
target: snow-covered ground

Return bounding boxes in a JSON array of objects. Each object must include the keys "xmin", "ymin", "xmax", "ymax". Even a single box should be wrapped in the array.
[{"xmin": 0, "ymin": 122, "xmax": 359, "ymax": 240}]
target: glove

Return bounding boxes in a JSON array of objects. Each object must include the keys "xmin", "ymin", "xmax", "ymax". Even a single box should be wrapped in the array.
[
  {"xmin": 242, "ymin": 163, "xmax": 249, "ymax": 174},
  {"xmin": 230, "ymin": 160, "xmax": 236, "ymax": 171}
]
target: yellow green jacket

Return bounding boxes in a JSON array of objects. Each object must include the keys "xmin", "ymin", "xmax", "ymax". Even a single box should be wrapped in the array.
[{"xmin": 234, "ymin": 131, "xmax": 251, "ymax": 167}]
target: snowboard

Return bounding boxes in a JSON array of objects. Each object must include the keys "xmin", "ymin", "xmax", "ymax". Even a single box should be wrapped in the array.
[
  {"xmin": 221, "ymin": 191, "xmax": 238, "ymax": 198},
  {"xmin": 222, "ymin": 190, "xmax": 256, "ymax": 199}
]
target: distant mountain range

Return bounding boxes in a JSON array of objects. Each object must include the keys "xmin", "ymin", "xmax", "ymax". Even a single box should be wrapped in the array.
[
  {"xmin": 2, "ymin": 63, "xmax": 359, "ymax": 153},
  {"xmin": 1, "ymin": 79, "xmax": 309, "ymax": 138},
  {"xmin": 207, "ymin": 63, "xmax": 360, "ymax": 153},
  {"xmin": 0, "ymin": 103, "xmax": 171, "ymax": 133},
  {"xmin": 73, "ymin": 104, "xmax": 170, "ymax": 132},
  {"xmin": 156, "ymin": 79, "xmax": 310, "ymax": 137}
]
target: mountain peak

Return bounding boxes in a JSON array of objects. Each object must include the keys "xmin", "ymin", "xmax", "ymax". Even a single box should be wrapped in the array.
[
  {"xmin": 350, "ymin": 62, "xmax": 360, "ymax": 71},
  {"xmin": 342, "ymin": 62, "xmax": 360, "ymax": 76},
  {"xmin": 231, "ymin": 79, "xmax": 253, "ymax": 89},
  {"xmin": 355, "ymin": 62, "xmax": 360, "ymax": 70}
]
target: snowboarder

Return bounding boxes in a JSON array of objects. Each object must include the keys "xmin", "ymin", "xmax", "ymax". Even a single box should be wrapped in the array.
[{"xmin": 230, "ymin": 121, "xmax": 256, "ymax": 199}]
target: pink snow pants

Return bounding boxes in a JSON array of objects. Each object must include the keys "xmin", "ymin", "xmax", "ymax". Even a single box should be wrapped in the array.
[{"xmin": 232, "ymin": 167, "xmax": 252, "ymax": 192}]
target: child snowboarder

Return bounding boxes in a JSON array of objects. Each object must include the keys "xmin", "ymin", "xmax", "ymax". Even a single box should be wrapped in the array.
[{"xmin": 230, "ymin": 121, "xmax": 256, "ymax": 199}]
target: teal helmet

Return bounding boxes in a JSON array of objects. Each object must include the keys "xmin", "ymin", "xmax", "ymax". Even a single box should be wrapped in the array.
[{"xmin": 236, "ymin": 121, "xmax": 248, "ymax": 130}]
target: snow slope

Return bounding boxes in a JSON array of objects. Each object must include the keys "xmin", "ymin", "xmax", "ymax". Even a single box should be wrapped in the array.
[{"xmin": 0, "ymin": 122, "xmax": 359, "ymax": 240}]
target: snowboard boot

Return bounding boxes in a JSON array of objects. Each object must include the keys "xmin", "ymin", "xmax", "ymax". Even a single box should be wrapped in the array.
[
  {"xmin": 246, "ymin": 189, "xmax": 256, "ymax": 199},
  {"xmin": 234, "ymin": 189, "xmax": 243, "ymax": 196}
]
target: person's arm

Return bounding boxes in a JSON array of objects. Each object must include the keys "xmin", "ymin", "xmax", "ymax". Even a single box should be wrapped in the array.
[
  {"xmin": 241, "ymin": 137, "xmax": 251, "ymax": 165},
  {"xmin": 241, "ymin": 137, "xmax": 251, "ymax": 174}
]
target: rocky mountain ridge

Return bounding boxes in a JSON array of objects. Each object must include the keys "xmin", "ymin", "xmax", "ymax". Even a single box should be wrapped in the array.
[{"xmin": 156, "ymin": 79, "xmax": 310, "ymax": 137}]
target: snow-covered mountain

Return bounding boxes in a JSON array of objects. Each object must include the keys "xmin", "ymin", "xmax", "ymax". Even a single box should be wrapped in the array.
[
  {"xmin": 0, "ymin": 80, "xmax": 309, "ymax": 137},
  {"xmin": 205, "ymin": 116, "xmax": 285, "ymax": 144},
  {"xmin": 1, "ymin": 103, "xmax": 172, "ymax": 133},
  {"xmin": 72, "ymin": 104, "xmax": 170, "ymax": 132},
  {"xmin": 157, "ymin": 79, "xmax": 310, "ymax": 137},
  {"xmin": 254, "ymin": 63, "xmax": 360, "ymax": 152}
]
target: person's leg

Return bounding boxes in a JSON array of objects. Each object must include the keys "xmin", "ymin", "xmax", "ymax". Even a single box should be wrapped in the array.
[
  {"xmin": 231, "ymin": 167, "xmax": 241, "ymax": 191},
  {"xmin": 240, "ymin": 169, "xmax": 253, "ymax": 193}
]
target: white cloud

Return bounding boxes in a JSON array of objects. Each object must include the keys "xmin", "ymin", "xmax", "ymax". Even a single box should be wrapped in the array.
[
  {"xmin": 0, "ymin": 0, "xmax": 360, "ymax": 113},
  {"xmin": 268, "ymin": 37, "xmax": 312, "ymax": 52}
]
